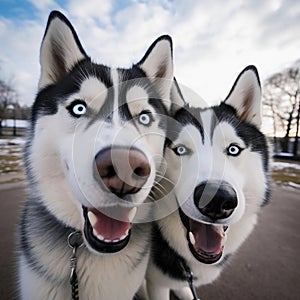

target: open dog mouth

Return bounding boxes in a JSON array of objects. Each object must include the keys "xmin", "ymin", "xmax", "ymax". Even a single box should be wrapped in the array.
[
  {"xmin": 82, "ymin": 206, "xmax": 137, "ymax": 253},
  {"xmin": 179, "ymin": 208, "xmax": 228, "ymax": 264}
]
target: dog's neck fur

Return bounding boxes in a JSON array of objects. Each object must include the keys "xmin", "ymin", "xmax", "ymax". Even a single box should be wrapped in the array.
[
  {"xmin": 151, "ymin": 224, "xmax": 191, "ymax": 281},
  {"xmin": 19, "ymin": 198, "xmax": 74, "ymax": 283},
  {"xmin": 18, "ymin": 196, "xmax": 151, "ymax": 292}
]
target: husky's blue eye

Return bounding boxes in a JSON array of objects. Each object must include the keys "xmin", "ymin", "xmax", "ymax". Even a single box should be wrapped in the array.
[
  {"xmin": 73, "ymin": 104, "xmax": 86, "ymax": 115},
  {"xmin": 138, "ymin": 111, "xmax": 153, "ymax": 126},
  {"xmin": 227, "ymin": 144, "xmax": 243, "ymax": 156},
  {"xmin": 67, "ymin": 100, "xmax": 87, "ymax": 118},
  {"xmin": 173, "ymin": 145, "xmax": 190, "ymax": 156}
]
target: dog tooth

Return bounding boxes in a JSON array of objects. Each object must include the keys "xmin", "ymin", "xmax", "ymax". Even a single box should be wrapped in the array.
[
  {"xmin": 189, "ymin": 231, "xmax": 196, "ymax": 245},
  {"xmin": 104, "ymin": 239, "xmax": 112, "ymax": 243},
  {"xmin": 125, "ymin": 229, "xmax": 130, "ymax": 236},
  {"xmin": 128, "ymin": 207, "xmax": 137, "ymax": 222},
  {"xmin": 97, "ymin": 234, "xmax": 105, "ymax": 241},
  {"xmin": 119, "ymin": 234, "xmax": 127, "ymax": 240},
  {"xmin": 93, "ymin": 229, "xmax": 104, "ymax": 241},
  {"xmin": 222, "ymin": 226, "xmax": 228, "ymax": 237},
  {"xmin": 112, "ymin": 239, "xmax": 119, "ymax": 243},
  {"xmin": 88, "ymin": 211, "xmax": 97, "ymax": 227},
  {"xmin": 92, "ymin": 228, "xmax": 97, "ymax": 237},
  {"xmin": 222, "ymin": 234, "xmax": 227, "ymax": 245}
]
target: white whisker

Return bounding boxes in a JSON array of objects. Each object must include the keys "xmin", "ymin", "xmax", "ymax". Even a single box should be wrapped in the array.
[
  {"xmin": 154, "ymin": 180, "xmax": 168, "ymax": 193},
  {"xmin": 155, "ymin": 174, "xmax": 176, "ymax": 186}
]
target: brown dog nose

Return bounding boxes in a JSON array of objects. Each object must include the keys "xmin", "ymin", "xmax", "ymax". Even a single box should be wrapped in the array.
[{"xmin": 95, "ymin": 147, "xmax": 151, "ymax": 198}]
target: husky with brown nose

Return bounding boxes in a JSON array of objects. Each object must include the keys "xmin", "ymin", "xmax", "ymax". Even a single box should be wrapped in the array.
[
  {"xmin": 146, "ymin": 66, "xmax": 270, "ymax": 299},
  {"xmin": 18, "ymin": 11, "xmax": 174, "ymax": 300}
]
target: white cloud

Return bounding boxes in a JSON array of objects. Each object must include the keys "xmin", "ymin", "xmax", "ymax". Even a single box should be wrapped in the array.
[
  {"xmin": 0, "ymin": 17, "xmax": 44, "ymax": 104},
  {"xmin": 0, "ymin": 0, "xmax": 300, "ymax": 106},
  {"xmin": 27, "ymin": 0, "xmax": 61, "ymax": 20},
  {"xmin": 67, "ymin": 0, "xmax": 113, "ymax": 25}
]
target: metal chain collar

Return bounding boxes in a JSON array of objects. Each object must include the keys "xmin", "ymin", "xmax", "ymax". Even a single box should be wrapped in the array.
[{"xmin": 68, "ymin": 231, "xmax": 84, "ymax": 300}]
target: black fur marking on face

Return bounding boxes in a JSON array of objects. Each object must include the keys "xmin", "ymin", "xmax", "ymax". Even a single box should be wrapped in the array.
[
  {"xmin": 167, "ymin": 102, "xmax": 270, "ymax": 207},
  {"xmin": 212, "ymin": 102, "xmax": 271, "ymax": 205},
  {"xmin": 212, "ymin": 103, "xmax": 269, "ymax": 170},
  {"xmin": 111, "ymin": 67, "xmax": 169, "ymax": 129},
  {"xmin": 166, "ymin": 105, "xmax": 205, "ymax": 148},
  {"xmin": 31, "ymin": 60, "xmax": 112, "ymax": 125}
]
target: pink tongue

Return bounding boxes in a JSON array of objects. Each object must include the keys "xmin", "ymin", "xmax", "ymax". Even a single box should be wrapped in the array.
[
  {"xmin": 90, "ymin": 209, "xmax": 131, "ymax": 240},
  {"xmin": 189, "ymin": 220, "xmax": 223, "ymax": 254}
]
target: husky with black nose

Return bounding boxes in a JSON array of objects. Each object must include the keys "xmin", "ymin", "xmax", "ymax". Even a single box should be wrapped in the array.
[
  {"xmin": 146, "ymin": 66, "xmax": 270, "ymax": 299},
  {"xmin": 18, "ymin": 11, "xmax": 174, "ymax": 300}
]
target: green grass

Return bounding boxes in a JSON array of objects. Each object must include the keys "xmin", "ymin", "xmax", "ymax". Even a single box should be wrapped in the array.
[{"xmin": 271, "ymin": 159, "xmax": 300, "ymax": 187}]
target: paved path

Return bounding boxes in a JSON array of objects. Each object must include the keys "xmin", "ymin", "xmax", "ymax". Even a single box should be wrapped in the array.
[
  {"xmin": 0, "ymin": 183, "xmax": 26, "ymax": 300},
  {"xmin": 199, "ymin": 185, "xmax": 300, "ymax": 300},
  {"xmin": 0, "ymin": 182, "xmax": 299, "ymax": 299}
]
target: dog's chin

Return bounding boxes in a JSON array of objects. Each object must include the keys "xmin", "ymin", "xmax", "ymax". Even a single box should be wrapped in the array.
[
  {"xmin": 82, "ymin": 206, "xmax": 134, "ymax": 254},
  {"xmin": 179, "ymin": 208, "xmax": 228, "ymax": 264}
]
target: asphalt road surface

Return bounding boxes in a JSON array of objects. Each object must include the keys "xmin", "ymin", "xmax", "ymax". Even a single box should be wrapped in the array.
[{"xmin": 0, "ymin": 182, "xmax": 299, "ymax": 300}]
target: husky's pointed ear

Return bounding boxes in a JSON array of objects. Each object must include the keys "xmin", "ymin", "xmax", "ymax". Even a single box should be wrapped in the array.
[
  {"xmin": 170, "ymin": 77, "xmax": 186, "ymax": 114},
  {"xmin": 39, "ymin": 11, "xmax": 88, "ymax": 90},
  {"xmin": 137, "ymin": 35, "xmax": 173, "ymax": 107},
  {"xmin": 224, "ymin": 65, "xmax": 262, "ymax": 128}
]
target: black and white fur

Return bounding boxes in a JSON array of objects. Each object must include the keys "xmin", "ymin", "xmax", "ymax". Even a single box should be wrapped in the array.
[
  {"xmin": 18, "ymin": 11, "xmax": 174, "ymax": 300},
  {"xmin": 146, "ymin": 66, "xmax": 270, "ymax": 299}
]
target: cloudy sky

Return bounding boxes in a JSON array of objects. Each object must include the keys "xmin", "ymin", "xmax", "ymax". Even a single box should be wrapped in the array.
[{"xmin": 0, "ymin": 0, "xmax": 300, "ymax": 107}]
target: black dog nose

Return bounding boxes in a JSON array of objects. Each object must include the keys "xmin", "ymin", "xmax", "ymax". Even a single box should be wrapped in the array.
[
  {"xmin": 95, "ymin": 147, "xmax": 151, "ymax": 198},
  {"xmin": 194, "ymin": 181, "xmax": 238, "ymax": 220}
]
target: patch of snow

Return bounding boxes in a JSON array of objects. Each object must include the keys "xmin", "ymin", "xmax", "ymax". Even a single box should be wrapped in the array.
[
  {"xmin": 272, "ymin": 161, "xmax": 300, "ymax": 171},
  {"xmin": 0, "ymin": 138, "xmax": 26, "ymax": 146},
  {"xmin": 288, "ymin": 182, "xmax": 300, "ymax": 189},
  {"xmin": 0, "ymin": 149, "xmax": 11, "ymax": 155},
  {"xmin": 8, "ymin": 138, "xmax": 26, "ymax": 145},
  {"xmin": 275, "ymin": 152, "xmax": 294, "ymax": 157},
  {"xmin": 2, "ymin": 119, "xmax": 28, "ymax": 128}
]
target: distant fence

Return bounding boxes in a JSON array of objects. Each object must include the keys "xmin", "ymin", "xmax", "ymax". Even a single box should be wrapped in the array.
[{"xmin": 0, "ymin": 119, "xmax": 28, "ymax": 137}]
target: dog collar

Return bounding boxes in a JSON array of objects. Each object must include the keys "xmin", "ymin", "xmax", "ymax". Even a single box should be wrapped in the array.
[
  {"xmin": 178, "ymin": 261, "xmax": 200, "ymax": 300},
  {"xmin": 68, "ymin": 231, "xmax": 84, "ymax": 300}
]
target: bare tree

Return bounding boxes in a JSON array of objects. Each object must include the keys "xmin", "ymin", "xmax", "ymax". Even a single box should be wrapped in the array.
[
  {"xmin": 294, "ymin": 90, "xmax": 300, "ymax": 155},
  {"xmin": 263, "ymin": 86, "xmax": 279, "ymax": 152},
  {"xmin": 0, "ymin": 78, "xmax": 18, "ymax": 135},
  {"xmin": 263, "ymin": 64, "xmax": 300, "ymax": 155}
]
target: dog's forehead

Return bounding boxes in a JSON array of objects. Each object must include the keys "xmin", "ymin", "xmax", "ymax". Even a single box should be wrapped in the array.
[
  {"xmin": 174, "ymin": 123, "xmax": 202, "ymax": 147},
  {"xmin": 68, "ymin": 65, "xmax": 147, "ymax": 102},
  {"xmin": 76, "ymin": 77, "xmax": 108, "ymax": 110},
  {"xmin": 33, "ymin": 61, "xmax": 167, "ymax": 124},
  {"xmin": 126, "ymin": 85, "xmax": 149, "ymax": 103},
  {"xmin": 118, "ymin": 69, "xmax": 167, "ymax": 113},
  {"xmin": 173, "ymin": 106, "xmax": 245, "ymax": 145},
  {"xmin": 74, "ymin": 60, "xmax": 112, "ymax": 88},
  {"xmin": 199, "ymin": 107, "xmax": 246, "ymax": 146},
  {"xmin": 125, "ymin": 85, "xmax": 154, "ymax": 115},
  {"xmin": 80, "ymin": 77, "xmax": 107, "ymax": 98}
]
